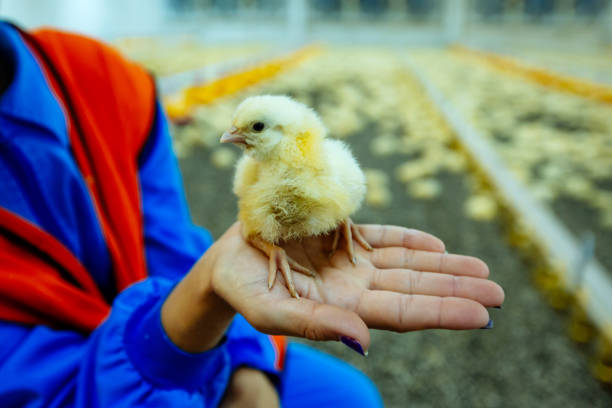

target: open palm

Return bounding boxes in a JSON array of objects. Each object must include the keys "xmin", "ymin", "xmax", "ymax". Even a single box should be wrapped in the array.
[{"xmin": 211, "ymin": 223, "xmax": 504, "ymax": 351}]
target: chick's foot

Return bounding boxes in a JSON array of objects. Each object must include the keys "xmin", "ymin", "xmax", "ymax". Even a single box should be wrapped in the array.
[
  {"xmin": 330, "ymin": 218, "xmax": 373, "ymax": 265},
  {"xmin": 249, "ymin": 235, "xmax": 315, "ymax": 299}
]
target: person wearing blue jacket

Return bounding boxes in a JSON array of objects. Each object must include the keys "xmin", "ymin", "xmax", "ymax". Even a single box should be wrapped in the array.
[{"xmin": 0, "ymin": 21, "xmax": 504, "ymax": 407}]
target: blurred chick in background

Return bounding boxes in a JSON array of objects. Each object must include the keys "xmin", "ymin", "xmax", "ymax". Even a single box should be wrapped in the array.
[{"xmin": 221, "ymin": 95, "xmax": 372, "ymax": 298}]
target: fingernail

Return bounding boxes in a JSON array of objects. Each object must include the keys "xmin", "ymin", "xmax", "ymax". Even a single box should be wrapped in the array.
[
  {"xmin": 480, "ymin": 319, "xmax": 494, "ymax": 329},
  {"xmin": 352, "ymin": 257, "xmax": 357, "ymax": 264},
  {"xmin": 340, "ymin": 336, "xmax": 367, "ymax": 356}
]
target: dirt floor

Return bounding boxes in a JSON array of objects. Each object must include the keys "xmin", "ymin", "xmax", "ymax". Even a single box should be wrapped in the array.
[{"xmin": 179, "ymin": 143, "xmax": 612, "ymax": 408}]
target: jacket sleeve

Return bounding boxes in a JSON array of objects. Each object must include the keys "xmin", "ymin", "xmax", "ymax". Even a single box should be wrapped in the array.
[
  {"xmin": 0, "ymin": 278, "xmax": 231, "ymax": 407},
  {"xmin": 137, "ymin": 103, "xmax": 284, "ymax": 375},
  {"xmin": 137, "ymin": 101, "xmax": 214, "ymax": 281}
]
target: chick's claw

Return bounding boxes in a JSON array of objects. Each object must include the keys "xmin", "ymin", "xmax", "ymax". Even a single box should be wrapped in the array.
[
  {"xmin": 249, "ymin": 235, "xmax": 315, "ymax": 299},
  {"xmin": 350, "ymin": 220, "xmax": 373, "ymax": 253},
  {"xmin": 330, "ymin": 218, "xmax": 373, "ymax": 265},
  {"xmin": 269, "ymin": 247, "xmax": 298, "ymax": 298},
  {"xmin": 287, "ymin": 257, "xmax": 316, "ymax": 277}
]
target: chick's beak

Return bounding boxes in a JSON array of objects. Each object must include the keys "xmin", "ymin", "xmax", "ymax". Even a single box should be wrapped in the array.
[{"xmin": 220, "ymin": 126, "xmax": 247, "ymax": 145}]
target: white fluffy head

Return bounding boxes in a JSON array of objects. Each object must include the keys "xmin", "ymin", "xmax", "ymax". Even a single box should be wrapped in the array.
[{"xmin": 228, "ymin": 95, "xmax": 326, "ymax": 160}]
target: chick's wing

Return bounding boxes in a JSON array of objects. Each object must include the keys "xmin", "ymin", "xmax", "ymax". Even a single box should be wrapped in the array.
[{"xmin": 323, "ymin": 139, "xmax": 366, "ymax": 213}]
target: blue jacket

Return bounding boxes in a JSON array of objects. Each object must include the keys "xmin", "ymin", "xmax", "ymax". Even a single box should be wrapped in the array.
[{"xmin": 0, "ymin": 22, "xmax": 281, "ymax": 407}]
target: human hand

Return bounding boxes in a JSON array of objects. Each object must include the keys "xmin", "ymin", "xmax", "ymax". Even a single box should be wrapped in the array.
[
  {"xmin": 206, "ymin": 222, "xmax": 504, "ymax": 354},
  {"xmin": 219, "ymin": 367, "xmax": 279, "ymax": 408}
]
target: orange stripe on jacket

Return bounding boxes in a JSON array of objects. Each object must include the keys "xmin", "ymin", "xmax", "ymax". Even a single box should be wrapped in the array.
[
  {"xmin": 0, "ymin": 28, "xmax": 155, "ymax": 332},
  {"xmin": 269, "ymin": 335, "xmax": 287, "ymax": 371},
  {"xmin": 0, "ymin": 209, "xmax": 109, "ymax": 332},
  {"xmin": 28, "ymin": 29, "xmax": 155, "ymax": 293}
]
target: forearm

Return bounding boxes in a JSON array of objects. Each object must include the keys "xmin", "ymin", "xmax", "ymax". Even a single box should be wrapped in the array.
[{"xmin": 161, "ymin": 245, "xmax": 236, "ymax": 353}]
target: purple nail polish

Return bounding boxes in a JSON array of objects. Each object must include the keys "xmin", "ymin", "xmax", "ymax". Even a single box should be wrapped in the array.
[
  {"xmin": 340, "ymin": 336, "xmax": 366, "ymax": 356},
  {"xmin": 480, "ymin": 319, "xmax": 494, "ymax": 329}
]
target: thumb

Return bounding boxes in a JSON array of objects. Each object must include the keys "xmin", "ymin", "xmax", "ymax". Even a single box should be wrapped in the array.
[{"xmin": 246, "ymin": 298, "xmax": 371, "ymax": 354}]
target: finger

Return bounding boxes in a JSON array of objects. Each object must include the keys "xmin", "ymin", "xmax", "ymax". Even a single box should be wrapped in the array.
[
  {"xmin": 246, "ymin": 297, "xmax": 371, "ymax": 351},
  {"xmin": 356, "ymin": 225, "xmax": 445, "ymax": 252},
  {"xmin": 371, "ymin": 248, "xmax": 490, "ymax": 278},
  {"xmin": 357, "ymin": 290, "xmax": 490, "ymax": 331},
  {"xmin": 371, "ymin": 269, "xmax": 504, "ymax": 307}
]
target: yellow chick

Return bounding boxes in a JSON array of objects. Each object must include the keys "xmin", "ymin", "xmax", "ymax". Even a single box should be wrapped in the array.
[{"xmin": 221, "ymin": 95, "xmax": 372, "ymax": 298}]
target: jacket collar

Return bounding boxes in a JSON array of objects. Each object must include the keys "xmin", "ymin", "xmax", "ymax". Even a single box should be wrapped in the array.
[{"xmin": 0, "ymin": 22, "xmax": 68, "ymax": 145}]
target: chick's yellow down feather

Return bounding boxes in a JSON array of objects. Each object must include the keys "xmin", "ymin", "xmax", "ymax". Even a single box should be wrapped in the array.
[{"xmin": 221, "ymin": 95, "xmax": 371, "ymax": 298}]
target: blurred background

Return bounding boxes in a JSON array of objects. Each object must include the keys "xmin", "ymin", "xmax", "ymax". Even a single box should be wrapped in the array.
[{"xmin": 3, "ymin": 1, "xmax": 612, "ymax": 407}]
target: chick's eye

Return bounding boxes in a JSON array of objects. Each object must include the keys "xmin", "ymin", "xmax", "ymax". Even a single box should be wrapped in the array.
[{"xmin": 252, "ymin": 122, "xmax": 265, "ymax": 132}]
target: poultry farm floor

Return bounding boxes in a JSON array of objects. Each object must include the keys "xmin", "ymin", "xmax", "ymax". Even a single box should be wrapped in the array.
[{"xmin": 172, "ymin": 49, "xmax": 612, "ymax": 407}]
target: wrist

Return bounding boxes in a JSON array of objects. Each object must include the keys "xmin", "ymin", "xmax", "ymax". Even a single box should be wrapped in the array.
[{"xmin": 161, "ymin": 248, "xmax": 236, "ymax": 353}]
